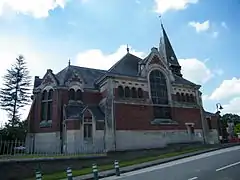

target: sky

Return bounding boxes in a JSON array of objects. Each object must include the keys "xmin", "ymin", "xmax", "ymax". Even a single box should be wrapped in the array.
[{"xmin": 0, "ymin": 0, "xmax": 240, "ymax": 125}]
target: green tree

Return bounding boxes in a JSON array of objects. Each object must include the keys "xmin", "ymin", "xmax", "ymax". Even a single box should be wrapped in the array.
[
  {"xmin": 0, "ymin": 55, "xmax": 31, "ymax": 127},
  {"xmin": 221, "ymin": 113, "xmax": 240, "ymax": 125},
  {"xmin": 234, "ymin": 123, "xmax": 240, "ymax": 134}
]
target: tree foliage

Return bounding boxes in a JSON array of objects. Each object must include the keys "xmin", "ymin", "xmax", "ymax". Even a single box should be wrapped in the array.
[
  {"xmin": 0, "ymin": 55, "xmax": 31, "ymax": 127},
  {"xmin": 221, "ymin": 113, "xmax": 240, "ymax": 125},
  {"xmin": 234, "ymin": 123, "xmax": 240, "ymax": 134}
]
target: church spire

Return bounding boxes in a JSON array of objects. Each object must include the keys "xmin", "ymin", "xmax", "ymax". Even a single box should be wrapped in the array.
[{"xmin": 158, "ymin": 18, "xmax": 182, "ymax": 77}]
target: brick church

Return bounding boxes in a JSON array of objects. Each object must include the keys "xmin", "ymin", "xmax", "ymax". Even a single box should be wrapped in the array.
[{"xmin": 27, "ymin": 24, "xmax": 219, "ymax": 153}]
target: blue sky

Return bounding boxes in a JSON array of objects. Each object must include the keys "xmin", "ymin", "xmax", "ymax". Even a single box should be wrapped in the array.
[{"xmin": 0, "ymin": 0, "xmax": 239, "ymax": 124}]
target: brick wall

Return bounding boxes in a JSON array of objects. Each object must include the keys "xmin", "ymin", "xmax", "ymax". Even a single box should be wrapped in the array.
[
  {"xmin": 29, "ymin": 89, "xmax": 102, "ymax": 133},
  {"xmin": 115, "ymin": 103, "xmax": 202, "ymax": 130}
]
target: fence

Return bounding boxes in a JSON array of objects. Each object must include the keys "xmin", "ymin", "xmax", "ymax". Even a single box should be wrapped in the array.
[{"xmin": 0, "ymin": 140, "xmax": 106, "ymax": 157}]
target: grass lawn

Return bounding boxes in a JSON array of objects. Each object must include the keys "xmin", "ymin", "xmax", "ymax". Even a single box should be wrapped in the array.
[{"xmin": 26, "ymin": 147, "xmax": 208, "ymax": 180}]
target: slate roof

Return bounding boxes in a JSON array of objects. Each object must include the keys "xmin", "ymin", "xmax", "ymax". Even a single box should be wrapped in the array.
[
  {"xmin": 173, "ymin": 74, "xmax": 197, "ymax": 87},
  {"xmin": 107, "ymin": 53, "xmax": 142, "ymax": 76},
  {"xmin": 55, "ymin": 65, "xmax": 106, "ymax": 89},
  {"xmin": 34, "ymin": 25, "xmax": 198, "ymax": 89},
  {"xmin": 88, "ymin": 105, "xmax": 105, "ymax": 120},
  {"xmin": 65, "ymin": 101, "xmax": 86, "ymax": 120},
  {"xmin": 204, "ymin": 111, "xmax": 216, "ymax": 117},
  {"xmin": 64, "ymin": 101, "xmax": 105, "ymax": 121}
]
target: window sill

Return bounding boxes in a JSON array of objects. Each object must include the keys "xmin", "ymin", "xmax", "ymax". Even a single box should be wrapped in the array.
[
  {"xmin": 151, "ymin": 118, "xmax": 178, "ymax": 125},
  {"xmin": 40, "ymin": 120, "xmax": 52, "ymax": 128}
]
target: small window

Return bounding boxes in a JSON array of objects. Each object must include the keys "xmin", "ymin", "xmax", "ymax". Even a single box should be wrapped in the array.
[
  {"xmin": 176, "ymin": 92, "xmax": 181, "ymax": 101},
  {"xmin": 83, "ymin": 117, "xmax": 93, "ymax": 140},
  {"xmin": 125, "ymin": 87, "xmax": 130, "ymax": 98},
  {"xmin": 137, "ymin": 88, "xmax": 143, "ymax": 98},
  {"xmin": 181, "ymin": 93, "xmax": 185, "ymax": 102},
  {"xmin": 69, "ymin": 89, "xmax": 75, "ymax": 100},
  {"xmin": 48, "ymin": 89, "xmax": 53, "ymax": 100},
  {"xmin": 186, "ymin": 93, "xmax": 190, "ymax": 102},
  {"xmin": 189, "ymin": 94, "xmax": 195, "ymax": 102},
  {"xmin": 131, "ymin": 87, "xmax": 137, "ymax": 98},
  {"xmin": 42, "ymin": 90, "xmax": 48, "ymax": 100},
  {"xmin": 118, "ymin": 86, "xmax": 124, "ymax": 98},
  {"xmin": 76, "ymin": 89, "xmax": 82, "ymax": 100}
]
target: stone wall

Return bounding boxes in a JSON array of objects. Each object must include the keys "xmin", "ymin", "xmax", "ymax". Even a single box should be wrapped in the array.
[
  {"xmin": 65, "ymin": 130, "xmax": 105, "ymax": 154},
  {"xmin": 33, "ymin": 132, "xmax": 61, "ymax": 153},
  {"xmin": 115, "ymin": 130, "xmax": 203, "ymax": 150}
]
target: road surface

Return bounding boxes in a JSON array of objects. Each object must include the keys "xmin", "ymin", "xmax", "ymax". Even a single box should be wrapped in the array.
[{"xmin": 103, "ymin": 145, "xmax": 240, "ymax": 180}]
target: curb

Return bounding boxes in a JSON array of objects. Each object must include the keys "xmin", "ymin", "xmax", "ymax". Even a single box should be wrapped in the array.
[
  {"xmin": 0, "ymin": 154, "xmax": 107, "ymax": 163},
  {"xmin": 73, "ymin": 143, "xmax": 240, "ymax": 180}
]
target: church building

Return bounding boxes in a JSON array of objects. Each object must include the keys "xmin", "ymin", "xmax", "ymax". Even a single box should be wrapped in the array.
[{"xmin": 27, "ymin": 24, "xmax": 219, "ymax": 153}]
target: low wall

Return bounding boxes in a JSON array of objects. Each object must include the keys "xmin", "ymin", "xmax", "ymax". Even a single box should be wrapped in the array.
[{"xmin": 0, "ymin": 143, "xmax": 206, "ymax": 180}]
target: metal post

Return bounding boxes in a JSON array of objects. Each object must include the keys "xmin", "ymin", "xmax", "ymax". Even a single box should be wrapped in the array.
[
  {"xmin": 114, "ymin": 160, "xmax": 120, "ymax": 176},
  {"xmin": 35, "ymin": 170, "xmax": 42, "ymax": 180},
  {"xmin": 92, "ymin": 164, "xmax": 98, "ymax": 180},
  {"xmin": 66, "ymin": 167, "xmax": 73, "ymax": 180}
]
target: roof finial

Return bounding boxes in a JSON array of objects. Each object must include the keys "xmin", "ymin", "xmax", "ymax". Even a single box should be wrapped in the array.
[
  {"xmin": 126, "ymin": 44, "xmax": 129, "ymax": 53},
  {"xmin": 68, "ymin": 59, "xmax": 71, "ymax": 66},
  {"xmin": 159, "ymin": 15, "xmax": 163, "ymax": 25}
]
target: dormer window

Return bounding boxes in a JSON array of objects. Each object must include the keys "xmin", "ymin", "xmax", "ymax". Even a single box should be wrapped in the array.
[{"xmin": 68, "ymin": 88, "xmax": 83, "ymax": 101}]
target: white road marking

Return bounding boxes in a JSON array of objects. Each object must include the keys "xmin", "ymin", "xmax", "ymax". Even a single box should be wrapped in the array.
[
  {"xmin": 216, "ymin": 161, "xmax": 240, "ymax": 172},
  {"xmin": 188, "ymin": 177, "xmax": 198, "ymax": 180},
  {"xmin": 102, "ymin": 146, "xmax": 240, "ymax": 180}
]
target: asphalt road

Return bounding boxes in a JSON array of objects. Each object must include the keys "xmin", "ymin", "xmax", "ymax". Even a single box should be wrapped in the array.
[{"xmin": 103, "ymin": 145, "xmax": 240, "ymax": 180}]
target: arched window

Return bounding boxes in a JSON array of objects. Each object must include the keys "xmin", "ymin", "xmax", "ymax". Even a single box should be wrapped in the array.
[
  {"xmin": 69, "ymin": 89, "xmax": 75, "ymax": 100},
  {"xmin": 83, "ymin": 110, "xmax": 93, "ymax": 141},
  {"xmin": 181, "ymin": 93, "xmax": 185, "ymax": 102},
  {"xmin": 118, "ymin": 86, "xmax": 124, "ymax": 98},
  {"xmin": 76, "ymin": 89, "xmax": 82, "ymax": 101},
  {"xmin": 176, "ymin": 92, "xmax": 181, "ymax": 101},
  {"xmin": 189, "ymin": 94, "xmax": 195, "ymax": 102},
  {"xmin": 125, "ymin": 87, "xmax": 130, "ymax": 98},
  {"xmin": 186, "ymin": 93, "xmax": 190, "ymax": 102},
  {"xmin": 149, "ymin": 70, "xmax": 168, "ymax": 104},
  {"xmin": 137, "ymin": 88, "xmax": 143, "ymax": 98},
  {"xmin": 131, "ymin": 87, "xmax": 137, "ymax": 98},
  {"xmin": 41, "ymin": 89, "xmax": 53, "ymax": 122}
]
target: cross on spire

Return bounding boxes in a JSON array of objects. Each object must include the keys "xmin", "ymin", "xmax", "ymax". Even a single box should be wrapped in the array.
[
  {"xmin": 68, "ymin": 59, "xmax": 71, "ymax": 66},
  {"xmin": 126, "ymin": 44, "xmax": 129, "ymax": 53}
]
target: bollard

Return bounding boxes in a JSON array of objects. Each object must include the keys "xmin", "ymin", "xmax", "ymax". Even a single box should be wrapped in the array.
[
  {"xmin": 114, "ymin": 160, "xmax": 120, "ymax": 176},
  {"xmin": 35, "ymin": 170, "xmax": 42, "ymax": 180},
  {"xmin": 92, "ymin": 163, "xmax": 98, "ymax": 180},
  {"xmin": 66, "ymin": 167, "xmax": 73, "ymax": 180}
]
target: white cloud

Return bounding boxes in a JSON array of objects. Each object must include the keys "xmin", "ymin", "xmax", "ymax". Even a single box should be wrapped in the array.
[
  {"xmin": 76, "ymin": 45, "xmax": 145, "ymax": 70},
  {"xmin": 188, "ymin": 20, "xmax": 210, "ymax": 33},
  {"xmin": 154, "ymin": 0, "xmax": 198, "ymax": 14},
  {"xmin": 221, "ymin": 21, "xmax": 228, "ymax": 29},
  {"xmin": 222, "ymin": 97, "xmax": 240, "ymax": 115},
  {"xmin": 209, "ymin": 78, "xmax": 240, "ymax": 101},
  {"xmin": 179, "ymin": 58, "xmax": 214, "ymax": 84},
  {"xmin": 0, "ymin": 0, "xmax": 69, "ymax": 18}
]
